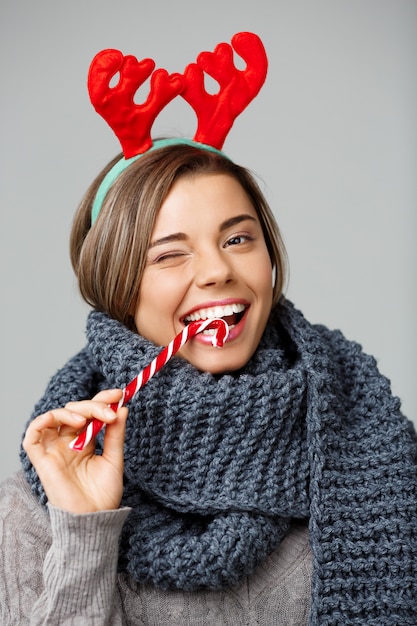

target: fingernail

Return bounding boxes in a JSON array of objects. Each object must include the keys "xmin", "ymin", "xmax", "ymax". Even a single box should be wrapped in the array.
[
  {"xmin": 104, "ymin": 407, "xmax": 117, "ymax": 420},
  {"xmin": 71, "ymin": 413, "xmax": 86, "ymax": 423}
]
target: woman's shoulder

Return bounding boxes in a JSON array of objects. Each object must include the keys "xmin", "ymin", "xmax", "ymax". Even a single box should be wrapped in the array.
[
  {"xmin": 1, "ymin": 468, "xmax": 38, "ymax": 502},
  {"xmin": 0, "ymin": 470, "xmax": 51, "ymax": 623},
  {"xmin": 0, "ymin": 469, "xmax": 50, "ymax": 536}
]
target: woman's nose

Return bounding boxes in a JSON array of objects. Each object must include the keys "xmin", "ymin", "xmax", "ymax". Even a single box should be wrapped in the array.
[{"xmin": 194, "ymin": 250, "xmax": 235, "ymax": 288}]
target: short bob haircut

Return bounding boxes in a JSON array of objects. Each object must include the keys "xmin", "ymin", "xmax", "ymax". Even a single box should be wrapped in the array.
[{"xmin": 70, "ymin": 143, "xmax": 288, "ymax": 331}]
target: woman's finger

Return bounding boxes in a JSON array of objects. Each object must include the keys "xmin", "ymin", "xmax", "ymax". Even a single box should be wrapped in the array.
[
  {"xmin": 65, "ymin": 389, "xmax": 124, "ymax": 424},
  {"xmin": 91, "ymin": 388, "xmax": 124, "ymax": 403},
  {"xmin": 23, "ymin": 389, "xmax": 126, "ymax": 467},
  {"xmin": 101, "ymin": 407, "xmax": 128, "ymax": 469},
  {"xmin": 64, "ymin": 401, "xmax": 116, "ymax": 423},
  {"xmin": 23, "ymin": 409, "xmax": 85, "ymax": 447},
  {"xmin": 22, "ymin": 409, "xmax": 86, "ymax": 469}
]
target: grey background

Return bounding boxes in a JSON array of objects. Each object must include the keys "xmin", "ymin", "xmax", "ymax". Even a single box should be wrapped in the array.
[{"xmin": 1, "ymin": 0, "xmax": 416, "ymax": 482}]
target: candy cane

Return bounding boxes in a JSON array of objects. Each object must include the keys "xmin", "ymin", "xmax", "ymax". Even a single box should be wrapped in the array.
[{"xmin": 69, "ymin": 318, "xmax": 229, "ymax": 451}]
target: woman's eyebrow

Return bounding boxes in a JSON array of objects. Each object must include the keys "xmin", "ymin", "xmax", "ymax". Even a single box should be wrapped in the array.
[
  {"xmin": 149, "ymin": 214, "xmax": 257, "ymax": 249},
  {"xmin": 149, "ymin": 232, "xmax": 189, "ymax": 249},
  {"xmin": 219, "ymin": 214, "xmax": 257, "ymax": 232}
]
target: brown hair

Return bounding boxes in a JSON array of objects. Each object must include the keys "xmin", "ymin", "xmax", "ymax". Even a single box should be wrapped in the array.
[{"xmin": 70, "ymin": 144, "xmax": 288, "ymax": 330}]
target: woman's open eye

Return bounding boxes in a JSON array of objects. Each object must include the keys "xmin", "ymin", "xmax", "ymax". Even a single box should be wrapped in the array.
[{"xmin": 225, "ymin": 234, "xmax": 253, "ymax": 247}]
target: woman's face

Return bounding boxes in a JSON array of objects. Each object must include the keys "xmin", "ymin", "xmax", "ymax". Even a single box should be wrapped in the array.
[{"xmin": 134, "ymin": 173, "xmax": 273, "ymax": 374}]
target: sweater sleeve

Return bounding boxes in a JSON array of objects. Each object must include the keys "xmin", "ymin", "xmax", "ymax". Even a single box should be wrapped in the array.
[
  {"xmin": 0, "ymin": 471, "xmax": 130, "ymax": 626},
  {"xmin": 30, "ymin": 505, "xmax": 130, "ymax": 626}
]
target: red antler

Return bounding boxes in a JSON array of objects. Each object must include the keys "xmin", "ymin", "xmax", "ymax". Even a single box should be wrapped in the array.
[
  {"xmin": 88, "ymin": 34, "xmax": 268, "ymax": 158},
  {"xmin": 88, "ymin": 49, "xmax": 184, "ymax": 158},
  {"xmin": 181, "ymin": 32, "xmax": 268, "ymax": 149}
]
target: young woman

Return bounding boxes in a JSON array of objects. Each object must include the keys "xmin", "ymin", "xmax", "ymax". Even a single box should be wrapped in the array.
[{"xmin": 0, "ymin": 142, "xmax": 416, "ymax": 625}]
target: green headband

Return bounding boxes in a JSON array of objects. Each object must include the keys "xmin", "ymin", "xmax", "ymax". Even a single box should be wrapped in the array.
[{"xmin": 91, "ymin": 138, "xmax": 227, "ymax": 225}]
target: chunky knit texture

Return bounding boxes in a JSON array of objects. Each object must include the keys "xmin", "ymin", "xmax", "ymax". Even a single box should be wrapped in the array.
[{"xmin": 21, "ymin": 299, "xmax": 417, "ymax": 624}]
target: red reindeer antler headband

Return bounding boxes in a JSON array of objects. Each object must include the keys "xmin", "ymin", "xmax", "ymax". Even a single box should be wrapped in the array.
[{"xmin": 90, "ymin": 32, "xmax": 268, "ymax": 223}]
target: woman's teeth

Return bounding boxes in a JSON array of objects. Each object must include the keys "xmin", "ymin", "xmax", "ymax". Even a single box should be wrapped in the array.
[{"xmin": 184, "ymin": 303, "xmax": 246, "ymax": 330}]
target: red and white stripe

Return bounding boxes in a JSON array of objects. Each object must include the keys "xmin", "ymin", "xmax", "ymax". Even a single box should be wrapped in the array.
[{"xmin": 69, "ymin": 318, "xmax": 228, "ymax": 451}]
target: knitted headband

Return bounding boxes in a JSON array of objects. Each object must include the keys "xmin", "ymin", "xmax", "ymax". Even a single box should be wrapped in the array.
[{"xmin": 89, "ymin": 32, "xmax": 268, "ymax": 224}]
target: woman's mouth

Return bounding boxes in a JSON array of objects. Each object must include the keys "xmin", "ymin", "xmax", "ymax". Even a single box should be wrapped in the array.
[{"xmin": 183, "ymin": 303, "xmax": 248, "ymax": 333}]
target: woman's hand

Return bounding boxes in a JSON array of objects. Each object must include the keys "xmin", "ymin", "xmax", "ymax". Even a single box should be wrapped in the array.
[{"xmin": 23, "ymin": 389, "xmax": 128, "ymax": 514}]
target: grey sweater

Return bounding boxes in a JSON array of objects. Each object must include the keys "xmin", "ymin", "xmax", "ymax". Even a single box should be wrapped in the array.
[{"xmin": 0, "ymin": 471, "xmax": 311, "ymax": 625}]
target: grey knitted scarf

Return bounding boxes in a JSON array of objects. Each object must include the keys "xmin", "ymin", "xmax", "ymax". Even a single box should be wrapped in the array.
[{"xmin": 21, "ymin": 299, "xmax": 417, "ymax": 624}]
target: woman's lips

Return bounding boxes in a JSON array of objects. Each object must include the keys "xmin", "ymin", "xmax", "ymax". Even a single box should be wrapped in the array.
[{"xmin": 189, "ymin": 305, "xmax": 249, "ymax": 345}]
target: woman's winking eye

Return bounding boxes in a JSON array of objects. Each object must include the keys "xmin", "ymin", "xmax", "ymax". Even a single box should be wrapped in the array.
[{"xmin": 150, "ymin": 250, "xmax": 188, "ymax": 265}]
